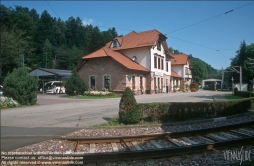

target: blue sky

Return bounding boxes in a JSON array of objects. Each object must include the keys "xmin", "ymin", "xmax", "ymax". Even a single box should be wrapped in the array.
[{"xmin": 2, "ymin": 1, "xmax": 254, "ymax": 70}]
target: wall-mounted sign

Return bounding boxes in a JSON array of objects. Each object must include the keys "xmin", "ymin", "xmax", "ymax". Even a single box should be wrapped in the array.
[{"xmin": 154, "ymin": 72, "xmax": 163, "ymax": 76}]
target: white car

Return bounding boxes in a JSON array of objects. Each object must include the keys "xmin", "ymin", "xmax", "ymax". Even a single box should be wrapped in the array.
[
  {"xmin": 0, "ymin": 85, "xmax": 3, "ymax": 96},
  {"xmin": 45, "ymin": 81, "xmax": 65, "ymax": 94}
]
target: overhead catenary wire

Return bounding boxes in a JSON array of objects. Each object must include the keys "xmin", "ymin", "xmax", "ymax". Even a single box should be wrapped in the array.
[
  {"xmin": 166, "ymin": 1, "xmax": 254, "ymax": 34},
  {"xmin": 167, "ymin": 35, "xmax": 229, "ymax": 59},
  {"xmin": 42, "ymin": 1, "xmax": 251, "ymax": 62},
  {"xmin": 45, "ymin": 0, "xmax": 60, "ymax": 18}
]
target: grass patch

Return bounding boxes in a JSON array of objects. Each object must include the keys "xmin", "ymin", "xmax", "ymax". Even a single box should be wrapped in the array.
[
  {"xmin": 69, "ymin": 95, "xmax": 120, "ymax": 99},
  {"xmin": 225, "ymin": 94, "xmax": 244, "ymax": 100},
  {"xmin": 94, "ymin": 117, "xmax": 121, "ymax": 127}
]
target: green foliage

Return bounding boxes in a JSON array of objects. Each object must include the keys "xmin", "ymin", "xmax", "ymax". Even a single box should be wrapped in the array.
[
  {"xmin": 136, "ymin": 98, "xmax": 252, "ymax": 123},
  {"xmin": 0, "ymin": 96, "xmax": 20, "ymax": 108},
  {"xmin": 65, "ymin": 72, "xmax": 87, "ymax": 96},
  {"xmin": 119, "ymin": 87, "xmax": 140, "ymax": 124},
  {"xmin": 234, "ymin": 90, "xmax": 254, "ymax": 98},
  {"xmin": 0, "ymin": 4, "xmax": 118, "ymax": 83},
  {"xmin": 3, "ymin": 68, "xmax": 38, "ymax": 105},
  {"xmin": 230, "ymin": 41, "xmax": 254, "ymax": 84},
  {"xmin": 190, "ymin": 57, "xmax": 208, "ymax": 82},
  {"xmin": 190, "ymin": 82, "xmax": 199, "ymax": 92},
  {"xmin": 0, "ymin": 28, "xmax": 31, "ymax": 84}
]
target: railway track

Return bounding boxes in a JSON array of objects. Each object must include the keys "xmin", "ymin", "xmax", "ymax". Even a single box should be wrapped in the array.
[
  {"xmin": 3, "ymin": 121, "xmax": 254, "ymax": 165},
  {"xmin": 59, "ymin": 121, "xmax": 254, "ymax": 163}
]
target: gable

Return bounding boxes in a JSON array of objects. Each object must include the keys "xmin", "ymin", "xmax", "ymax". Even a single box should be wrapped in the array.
[
  {"xmin": 110, "ymin": 39, "xmax": 121, "ymax": 48},
  {"xmin": 106, "ymin": 29, "xmax": 166, "ymax": 50}
]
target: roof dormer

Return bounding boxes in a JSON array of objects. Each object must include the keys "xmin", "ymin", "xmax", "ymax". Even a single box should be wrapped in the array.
[{"xmin": 110, "ymin": 39, "xmax": 120, "ymax": 48}]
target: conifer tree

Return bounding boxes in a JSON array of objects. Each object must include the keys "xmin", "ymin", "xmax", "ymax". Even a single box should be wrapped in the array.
[
  {"xmin": 119, "ymin": 87, "xmax": 140, "ymax": 124},
  {"xmin": 3, "ymin": 68, "xmax": 38, "ymax": 105},
  {"xmin": 65, "ymin": 72, "xmax": 87, "ymax": 96}
]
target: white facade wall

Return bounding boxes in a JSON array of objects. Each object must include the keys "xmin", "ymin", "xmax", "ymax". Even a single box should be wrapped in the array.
[
  {"xmin": 183, "ymin": 61, "xmax": 192, "ymax": 79},
  {"xmin": 172, "ymin": 65, "xmax": 183, "ymax": 76},
  {"xmin": 150, "ymin": 45, "xmax": 171, "ymax": 76},
  {"xmin": 120, "ymin": 47, "xmax": 150, "ymax": 70}
]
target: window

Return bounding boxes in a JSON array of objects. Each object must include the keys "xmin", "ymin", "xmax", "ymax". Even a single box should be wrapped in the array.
[
  {"xmin": 154, "ymin": 56, "xmax": 157, "ymax": 68},
  {"xmin": 166, "ymin": 62, "xmax": 168, "ymax": 72},
  {"xmin": 158, "ymin": 77, "xmax": 160, "ymax": 89},
  {"xmin": 140, "ymin": 76, "xmax": 143, "ymax": 89},
  {"xmin": 111, "ymin": 40, "xmax": 119, "ymax": 48},
  {"xmin": 166, "ymin": 79, "xmax": 168, "ymax": 86},
  {"xmin": 158, "ymin": 57, "xmax": 160, "ymax": 69},
  {"xmin": 90, "ymin": 76, "xmax": 96, "ymax": 88},
  {"xmin": 161, "ymin": 78, "xmax": 163, "ymax": 88},
  {"xmin": 154, "ymin": 77, "xmax": 156, "ymax": 89},
  {"xmin": 132, "ymin": 76, "xmax": 135, "ymax": 89},
  {"xmin": 161, "ymin": 58, "xmax": 164, "ymax": 70},
  {"xmin": 104, "ymin": 75, "xmax": 110, "ymax": 89}
]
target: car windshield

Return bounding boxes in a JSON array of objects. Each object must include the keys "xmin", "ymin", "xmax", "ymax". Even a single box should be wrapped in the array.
[{"xmin": 50, "ymin": 85, "xmax": 56, "ymax": 89}]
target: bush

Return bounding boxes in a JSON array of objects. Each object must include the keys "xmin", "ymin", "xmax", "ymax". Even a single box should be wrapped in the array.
[
  {"xmin": 119, "ymin": 87, "xmax": 140, "ymax": 124},
  {"xmin": 135, "ymin": 98, "xmax": 253, "ymax": 123},
  {"xmin": 190, "ymin": 82, "xmax": 199, "ymax": 91},
  {"xmin": 3, "ymin": 68, "xmax": 38, "ymax": 105},
  {"xmin": 65, "ymin": 72, "xmax": 87, "ymax": 96},
  {"xmin": 0, "ymin": 96, "xmax": 19, "ymax": 108},
  {"xmin": 234, "ymin": 90, "xmax": 254, "ymax": 98},
  {"xmin": 234, "ymin": 87, "xmax": 238, "ymax": 94}
]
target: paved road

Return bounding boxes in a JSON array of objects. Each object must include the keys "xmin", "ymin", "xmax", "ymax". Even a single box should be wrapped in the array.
[{"xmin": 1, "ymin": 90, "xmax": 231, "ymax": 151}]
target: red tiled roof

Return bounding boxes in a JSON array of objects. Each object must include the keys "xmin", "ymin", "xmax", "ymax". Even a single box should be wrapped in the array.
[
  {"xmin": 171, "ymin": 70, "xmax": 182, "ymax": 78},
  {"xmin": 82, "ymin": 48, "xmax": 149, "ymax": 72},
  {"xmin": 77, "ymin": 29, "xmax": 169, "ymax": 72},
  {"xmin": 171, "ymin": 54, "xmax": 188, "ymax": 65},
  {"xmin": 106, "ymin": 29, "xmax": 164, "ymax": 50}
]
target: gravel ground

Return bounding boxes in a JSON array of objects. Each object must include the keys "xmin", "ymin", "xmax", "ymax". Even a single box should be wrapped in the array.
[{"xmin": 10, "ymin": 113, "xmax": 254, "ymax": 165}]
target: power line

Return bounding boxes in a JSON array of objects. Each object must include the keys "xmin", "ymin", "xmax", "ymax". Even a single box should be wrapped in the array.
[
  {"xmin": 167, "ymin": 35, "xmax": 229, "ymax": 59},
  {"xmin": 166, "ymin": 1, "xmax": 254, "ymax": 34},
  {"xmin": 42, "ymin": 1, "xmax": 242, "ymax": 60},
  {"xmin": 45, "ymin": 0, "xmax": 59, "ymax": 18}
]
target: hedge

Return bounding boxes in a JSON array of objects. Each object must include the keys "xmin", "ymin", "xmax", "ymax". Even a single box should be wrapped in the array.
[
  {"xmin": 234, "ymin": 90, "xmax": 254, "ymax": 98},
  {"xmin": 136, "ymin": 98, "xmax": 254, "ymax": 123}
]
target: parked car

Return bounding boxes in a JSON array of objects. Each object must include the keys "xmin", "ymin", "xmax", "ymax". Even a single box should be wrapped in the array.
[
  {"xmin": 45, "ymin": 81, "xmax": 65, "ymax": 94},
  {"xmin": 0, "ymin": 85, "xmax": 3, "ymax": 96}
]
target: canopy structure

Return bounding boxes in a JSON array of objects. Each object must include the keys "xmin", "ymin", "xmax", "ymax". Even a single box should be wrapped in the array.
[
  {"xmin": 29, "ymin": 68, "xmax": 72, "ymax": 78},
  {"xmin": 29, "ymin": 68, "xmax": 72, "ymax": 93}
]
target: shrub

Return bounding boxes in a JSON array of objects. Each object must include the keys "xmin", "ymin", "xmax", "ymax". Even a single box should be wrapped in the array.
[
  {"xmin": 65, "ymin": 72, "xmax": 87, "ymax": 96},
  {"xmin": 3, "ymin": 68, "xmax": 38, "ymax": 105},
  {"xmin": 190, "ymin": 82, "xmax": 199, "ymax": 91},
  {"xmin": 0, "ymin": 96, "xmax": 19, "ymax": 108},
  {"xmin": 234, "ymin": 87, "xmax": 238, "ymax": 94},
  {"xmin": 119, "ymin": 87, "xmax": 140, "ymax": 124}
]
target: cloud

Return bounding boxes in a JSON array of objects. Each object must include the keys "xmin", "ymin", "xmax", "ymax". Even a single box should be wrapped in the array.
[{"xmin": 82, "ymin": 18, "xmax": 93, "ymax": 25}]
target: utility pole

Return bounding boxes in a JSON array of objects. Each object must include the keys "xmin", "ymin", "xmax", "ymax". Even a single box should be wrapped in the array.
[
  {"xmin": 231, "ymin": 77, "xmax": 234, "ymax": 94},
  {"xmin": 231, "ymin": 66, "xmax": 242, "ymax": 91}
]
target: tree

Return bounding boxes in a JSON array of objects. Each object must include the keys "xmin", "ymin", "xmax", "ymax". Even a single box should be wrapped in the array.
[
  {"xmin": 3, "ymin": 68, "xmax": 38, "ymax": 105},
  {"xmin": 0, "ymin": 28, "xmax": 30, "ymax": 84},
  {"xmin": 65, "ymin": 72, "xmax": 87, "ymax": 96},
  {"xmin": 190, "ymin": 57, "xmax": 208, "ymax": 83},
  {"xmin": 242, "ymin": 43, "xmax": 254, "ymax": 83},
  {"xmin": 230, "ymin": 41, "xmax": 254, "ymax": 84},
  {"xmin": 119, "ymin": 87, "xmax": 140, "ymax": 124},
  {"xmin": 43, "ymin": 39, "xmax": 54, "ymax": 68}
]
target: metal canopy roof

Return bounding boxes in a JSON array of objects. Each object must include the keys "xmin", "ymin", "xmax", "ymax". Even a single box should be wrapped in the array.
[{"xmin": 29, "ymin": 68, "xmax": 72, "ymax": 77}]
